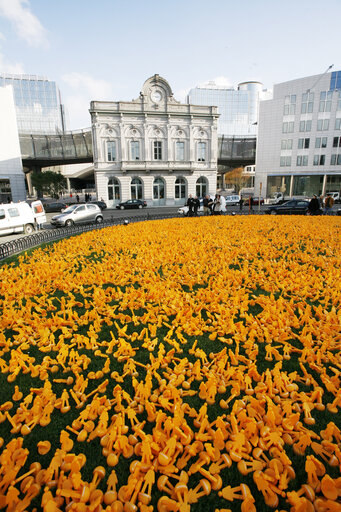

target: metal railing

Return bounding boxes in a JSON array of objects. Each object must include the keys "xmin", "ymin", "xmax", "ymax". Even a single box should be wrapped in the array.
[
  {"xmin": 0, "ymin": 213, "xmax": 175, "ymax": 261},
  {"xmin": 0, "ymin": 210, "xmax": 266, "ymax": 262}
]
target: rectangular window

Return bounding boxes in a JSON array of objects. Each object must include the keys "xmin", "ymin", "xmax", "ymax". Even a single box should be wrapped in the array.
[
  {"xmin": 331, "ymin": 154, "xmax": 337, "ymax": 165},
  {"xmin": 280, "ymin": 156, "xmax": 286, "ymax": 167},
  {"xmin": 107, "ymin": 141, "xmax": 116, "ymax": 162},
  {"xmin": 338, "ymin": 154, "xmax": 341, "ymax": 165},
  {"xmin": 304, "ymin": 138, "xmax": 310, "ymax": 149},
  {"xmin": 335, "ymin": 118, "xmax": 341, "ymax": 130},
  {"xmin": 315, "ymin": 137, "xmax": 321, "ymax": 148},
  {"xmin": 284, "ymin": 95, "xmax": 296, "ymax": 115},
  {"xmin": 198, "ymin": 142, "xmax": 206, "ymax": 161},
  {"xmin": 130, "ymin": 141, "xmax": 140, "ymax": 160},
  {"xmin": 296, "ymin": 155, "xmax": 302, "ymax": 166},
  {"xmin": 321, "ymin": 137, "xmax": 327, "ymax": 148},
  {"xmin": 298, "ymin": 138, "xmax": 304, "ymax": 149},
  {"xmin": 303, "ymin": 155, "xmax": 308, "ymax": 166},
  {"xmin": 313, "ymin": 155, "xmax": 319, "ymax": 165},
  {"xmin": 320, "ymin": 155, "xmax": 325, "ymax": 165},
  {"xmin": 286, "ymin": 156, "xmax": 291, "ymax": 166},
  {"xmin": 287, "ymin": 139, "xmax": 293, "ymax": 149},
  {"xmin": 153, "ymin": 141, "xmax": 162, "ymax": 160},
  {"xmin": 8, "ymin": 208, "xmax": 19, "ymax": 217},
  {"xmin": 301, "ymin": 91, "xmax": 314, "ymax": 113},
  {"xmin": 282, "ymin": 122, "xmax": 288, "ymax": 133},
  {"xmin": 281, "ymin": 139, "xmax": 287, "ymax": 149},
  {"xmin": 176, "ymin": 141, "xmax": 185, "ymax": 161},
  {"xmin": 319, "ymin": 91, "xmax": 332, "ymax": 112},
  {"xmin": 317, "ymin": 119, "xmax": 329, "ymax": 131}
]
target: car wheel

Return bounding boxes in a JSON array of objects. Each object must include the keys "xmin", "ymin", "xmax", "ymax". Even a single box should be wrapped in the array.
[
  {"xmin": 270, "ymin": 210, "xmax": 277, "ymax": 215},
  {"xmin": 120, "ymin": 205, "xmax": 124, "ymax": 210},
  {"xmin": 96, "ymin": 216, "xmax": 103, "ymax": 224},
  {"xmin": 65, "ymin": 219, "xmax": 74, "ymax": 227},
  {"xmin": 138, "ymin": 204, "xmax": 143, "ymax": 209},
  {"xmin": 24, "ymin": 223, "xmax": 34, "ymax": 234}
]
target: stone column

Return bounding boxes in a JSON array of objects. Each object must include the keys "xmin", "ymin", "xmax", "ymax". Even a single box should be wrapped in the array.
[
  {"xmin": 143, "ymin": 175, "xmax": 154, "ymax": 205},
  {"xmin": 289, "ymin": 175, "xmax": 294, "ymax": 197}
]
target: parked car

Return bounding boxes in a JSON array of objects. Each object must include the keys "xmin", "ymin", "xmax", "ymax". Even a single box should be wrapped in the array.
[
  {"xmin": 178, "ymin": 201, "xmax": 203, "ymax": 216},
  {"xmin": 243, "ymin": 197, "xmax": 265, "ymax": 206},
  {"xmin": 0, "ymin": 200, "xmax": 46, "ymax": 235},
  {"xmin": 51, "ymin": 203, "xmax": 103, "ymax": 227},
  {"xmin": 116, "ymin": 199, "xmax": 147, "ymax": 210},
  {"xmin": 90, "ymin": 200, "xmax": 107, "ymax": 210},
  {"xmin": 265, "ymin": 199, "xmax": 311, "ymax": 215},
  {"xmin": 267, "ymin": 192, "xmax": 286, "ymax": 205},
  {"xmin": 224, "ymin": 194, "xmax": 240, "ymax": 206},
  {"xmin": 42, "ymin": 201, "xmax": 67, "ymax": 213}
]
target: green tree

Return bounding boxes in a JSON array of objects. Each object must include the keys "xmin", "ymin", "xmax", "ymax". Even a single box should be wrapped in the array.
[{"xmin": 31, "ymin": 171, "xmax": 67, "ymax": 198}]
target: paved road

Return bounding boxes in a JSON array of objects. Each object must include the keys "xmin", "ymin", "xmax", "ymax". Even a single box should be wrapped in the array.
[{"xmin": 0, "ymin": 203, "xmax": 339, "ymax": 245}]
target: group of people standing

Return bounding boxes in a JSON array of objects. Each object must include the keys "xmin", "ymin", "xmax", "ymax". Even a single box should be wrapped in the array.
[
  {"xmin": 186, "ymin": 194, "xmax": 226, "ymax": 216},
  {"xmin": 308, "ymin": 193, "xmax": 335, "ymax": 215}
]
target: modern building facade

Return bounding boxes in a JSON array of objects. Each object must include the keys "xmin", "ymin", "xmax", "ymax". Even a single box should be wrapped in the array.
[
  {"xmin": 255, "ymin": 71, "xmax": 341, "ymax": 198},
  {"xmin": 0, "ymin": 86, "xmax": 26, "ymax": 202},
  {"xmin": 0, "ymin": 74, "xmax": 66, "ymax": 134},
  {"xmin": 187, "ymin": 81, "xmax": 271, "ymax": 136},
  {"xmin": 90, "ymin": 75, "xmax": 219, "ymax": 207}
]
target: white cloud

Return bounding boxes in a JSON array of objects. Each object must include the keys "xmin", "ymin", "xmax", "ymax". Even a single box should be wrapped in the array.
[
  {"xmin": 174, "ymin": 87, "xmax": 190, "ymax": 102},
  {"xmin": 61, "ymin": 73, "xmax": 114, "ymax": 130},
  {"xmin": 62, "ymin": 72, "xmax": 113, "ymax": 99},
  {"xmin": 199, "ymin": 76, "xmax": 233, "ymax": 88},
  {"xmin": 0, "ymin": 0, "xmax": 48, "ymax": 47},
  {"xmin": 0, "ymin": 50, "xmax": 24, "ymax": 73}
]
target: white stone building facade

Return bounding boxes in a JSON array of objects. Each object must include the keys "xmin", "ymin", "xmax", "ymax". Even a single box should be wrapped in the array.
[
  {"xmin": 90, "ymin": 75, "xmax": 219, "ymax": 207},
  {"xmin": 255, "ymin": 70, "xmax": 341, "ymax": 198}
]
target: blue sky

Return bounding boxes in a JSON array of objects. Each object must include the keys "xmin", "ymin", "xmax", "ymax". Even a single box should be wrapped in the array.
[{"xmin": 0, "ymin": 0, "xmax": 340, "ymax": 130}]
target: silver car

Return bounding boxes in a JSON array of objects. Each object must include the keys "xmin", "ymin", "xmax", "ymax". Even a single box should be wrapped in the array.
[{"xmin": 51, "ymin": 203, "xmax": 103, "ymax": 227}]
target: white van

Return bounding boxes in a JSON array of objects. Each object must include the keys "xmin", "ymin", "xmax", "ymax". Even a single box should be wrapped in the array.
[
  {"xmin": 0, "ymin": 201, "xmax": 46, "ymax": 236},
  {"xmin": 224, "ymin": 194, "xmax": 241, "ymax": 206}
]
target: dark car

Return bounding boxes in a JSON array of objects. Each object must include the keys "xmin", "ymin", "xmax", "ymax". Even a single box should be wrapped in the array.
[
  {"xmin": 243, "ymin": 197, "xmax": 265, "ymax": 206},
  {"xmin": 90, "ymin": 201, "xmax": 107, "ymax": 210},
  {"xmin": 42, "ymin": 201, "xmax": 67, "ymax": 213},
  {"xmin": 266, "ymin": 199, "xmax": 311, "ymax": 215},
  {"xmin": 116, "ymin": 199, "xmax": 147, "ymax": 210}
]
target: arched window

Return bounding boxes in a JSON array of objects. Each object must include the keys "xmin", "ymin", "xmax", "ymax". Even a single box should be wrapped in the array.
[
  {"xmin": 175, "ymin": 177, "xmax": 186, "ymax": 199},
  {"xmin": 153, "ymin": 177, "xmax": 165, "ymax": 204},
  {"xmin": 196, "ymin": 177, "xmax": 208, "ymax": 197},
  {"xmin": 131, "ymin": 177, "xmax": 143, "ymax": 199},
  {"xmin": 108, "ymin": 177, "xmax": 120, "ymax": 200}
]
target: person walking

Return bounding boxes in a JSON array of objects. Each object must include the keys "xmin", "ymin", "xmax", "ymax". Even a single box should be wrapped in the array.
[
  {"xmin": 193, "ymin": 196, "xmax": 200, "ymax": 216},
  {"xmin": 186, "ymin": 194, "xmax": 194, "ymax": 217},
  {"xmin": 220, "ymin": 194, "xmax": 226, "ymax": 214},
  {"xmin": 308, "ymin": 194, "xmax": 321, "ymax": 215},
  {"xmin": 76, "ymin": 194, "xmax": 80, "ymax": 203},
  {"xmin": 214, "ymin": 194, "xmax": 221, "ymax": 215},
  {"xmin": 239, "ymin": 195, "xmax": 243, "ymax": 212},
  {"xmin": 324, "ymin": 193, "xmax": 334, "ymax": 215},
  {"xmin": 203, "ymin": 195, "xmax": 210, "ymax": 215}
]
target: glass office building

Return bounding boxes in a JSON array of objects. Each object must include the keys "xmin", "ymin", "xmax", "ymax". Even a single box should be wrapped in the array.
[
  {"xmin": 0, "ymin": 74, "xmax": 66, "ymax": 134},
  {"xmin": 187, "ymin": 81, "xmax": 271, "ymax": 136}
]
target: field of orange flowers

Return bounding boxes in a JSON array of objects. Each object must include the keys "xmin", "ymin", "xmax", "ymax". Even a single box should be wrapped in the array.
[{"xmin": 0, "ymin": 216, "xmax": 340, "ymax": 512}]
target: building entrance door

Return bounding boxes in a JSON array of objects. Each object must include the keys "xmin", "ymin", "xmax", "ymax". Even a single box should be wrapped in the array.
[{"xmin": 153, "ymin": 177, "xmax": 165, "ymax": 205}]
